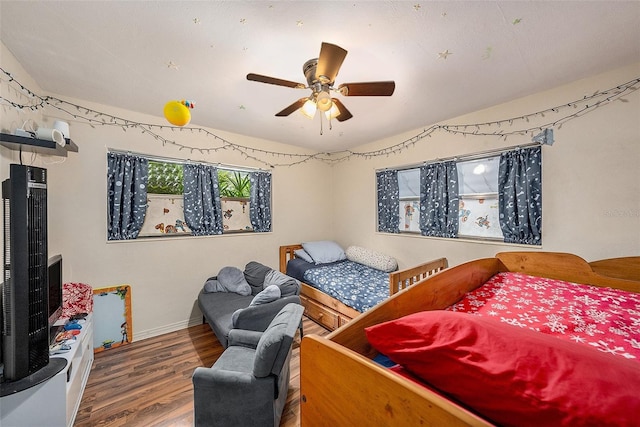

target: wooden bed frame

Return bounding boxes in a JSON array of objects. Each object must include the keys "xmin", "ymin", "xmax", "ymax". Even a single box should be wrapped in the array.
[
  {"xmin": 299, "ymin": 252, "xmax": 640, "ymax": 426},
  {"xmin": 279, "ymin": 244, "xmax": 448, "ymax": 330},
  {"xmin": 589, "ymin": 256, "xmax": 640, "ymax": 282}
]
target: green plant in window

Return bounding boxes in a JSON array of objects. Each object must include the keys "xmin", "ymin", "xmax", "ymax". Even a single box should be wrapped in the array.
[
  {"xmin": 218, "ymin": 170, "xmax": 250, "ymax": 198},
  {"xmin": 148, "ymin": 161, "xmax": 183, "ymax": 194}
]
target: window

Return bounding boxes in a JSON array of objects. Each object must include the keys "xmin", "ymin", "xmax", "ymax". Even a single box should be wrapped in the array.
[
  {"xmin": 377, "ymin": 145, "xmax": 542, "ymax": 245},
  {"xmin": 139, "ymin": 161, "xmax": 190, "ymax": 237},
  {"xmin": 398, "ymin": 168, "xmax": 420, "ymax": 233},
  {"xmin": 107, "ymin": 152, "xmax": 271, "ymax": 240},
  {"xmin": 456, "ymin": 156, "xmax": 503, "ymax": 240},
  {"xmin": 139, "ymin": 161, "xmax": 255, "ymax": 237},
  {"xmin": 217, "ymin": 170, "xmax": 253, "ymax": 233}
]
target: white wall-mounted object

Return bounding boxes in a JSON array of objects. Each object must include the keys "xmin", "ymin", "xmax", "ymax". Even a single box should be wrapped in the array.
[{"xmin": 35, "ymin": 127, "xmax": 65, "ymax": 147}]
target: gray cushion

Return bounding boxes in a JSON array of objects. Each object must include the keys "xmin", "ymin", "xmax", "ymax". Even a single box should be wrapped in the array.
[
  {"xmin": 230, "ymin": 308, "xmax": 243, "ymax": 327},
  {"xmin": 231, "ymin": 285, "xmax": 282, "ymax": 325},
  {"xmin": 203, "ymin": 277, "xmax": 225, "ymax": 293},
  {"xmin": 212, "ymin": 344, "xmax": 255, "ymax": 372},
  {"xmin": 230, "ymin": 295, "xmax": 301, "ymax": 331},
  {"xmin": 263, "ymin": 270, "xmax": 300, "ymax": 297},
  {"xmin": 244, "ymin": 261, "xmax": 271, "ymax": 295},
  {"xmin": 250, "ymin": 285, "xmax": 281, "ymax": 306},
  {"xmin": 217, "ymin": 266, "xmax": 251, "ymax": 296},
  {"xmin": 253, "ymin": 303, "xmax": 304, "ymax": 378}
]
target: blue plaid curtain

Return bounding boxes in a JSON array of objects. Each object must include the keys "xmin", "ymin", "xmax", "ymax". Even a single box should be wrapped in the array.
[
  {"xmin": 249, "ymin": 171, "xmax": 272, "ymax": 232},
  {"xmin": 376, "ymin": 170, "xmax": 400, "ymax": 233},
  {"xmin": 419, "ymin": 161, "xmax": 459, "ymax": 238},
  {"xmin": 183, "ymin": 163, "xmax": 224, "ymax": 236},
  {"xmin": 498, "ymin": 146, "xmax": 542, "ymax": 245},
  {"xmin": 107, "ymin": 152, "xmax": 148, "ymax": 240}
]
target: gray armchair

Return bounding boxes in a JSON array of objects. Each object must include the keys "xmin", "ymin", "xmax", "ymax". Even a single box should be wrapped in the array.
[{"xmin": 192, "ymin": 303, "xmax": 304, "ymax": 427}]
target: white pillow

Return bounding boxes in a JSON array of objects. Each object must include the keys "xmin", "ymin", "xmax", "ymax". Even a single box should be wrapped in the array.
[
  {"xmin": 302, "ymin": 241, "xmax": 346, "ymax": 265},
  {"xmin": 345, "ymin": 246, "xmax": 398, "ymax": 273}
]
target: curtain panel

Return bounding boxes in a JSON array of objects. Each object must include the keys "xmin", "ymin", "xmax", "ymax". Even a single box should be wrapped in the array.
[
  {"xmin": 249, "ymin": 171, "xmax": 272, "ymax": 232},
  {"xmin": 183, "ymin": 163, "xmax": 224, "ymax": 236},
  {"xmin": 107, "ymin": 152, "xmax": 149, "ymax": 240},
  {"xmin": 376, "ymin": 170, "xmax": 400, "ymax": 233},
  {"xmin": 419, "ymin": 161, "xmax": 459, "ymax": 238},
  {"xmin": 498, "ymin": 146, "xmax": 542, "ymax": 245}
]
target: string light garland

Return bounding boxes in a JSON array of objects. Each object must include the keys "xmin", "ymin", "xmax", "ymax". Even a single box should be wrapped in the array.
[
  {"xmin": 1, "ymin": 67, "xmax": 637, "ymax": 168},
  {"xmin": 346, "ymin": 77, "xmax": 639, "ymax": 160}
]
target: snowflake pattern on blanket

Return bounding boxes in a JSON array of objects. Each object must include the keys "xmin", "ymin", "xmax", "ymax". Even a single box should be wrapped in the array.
[
  {"xmin": 447, "ymin": 272, "xmax": 640, "ymax": 361},
  {"xmin": 303, "ymin": 260, "xmax": 389, "ymax": 312}
]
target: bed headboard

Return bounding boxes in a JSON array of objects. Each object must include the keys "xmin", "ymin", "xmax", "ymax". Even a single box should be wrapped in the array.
[
  {"xmin": 279, "ymin": 244, "xmax": 303, "ymax": 273},
  {"xmin": 588, "ymin": 256, "xmax": 640, "ymax": 282},
  {"xmin": 496, "ymin": 252, "xmax": 640, "ymax": 293}
]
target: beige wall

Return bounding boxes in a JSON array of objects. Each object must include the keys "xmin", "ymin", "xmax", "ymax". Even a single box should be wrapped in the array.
[
  {"xmin": 0, "ymin": 43, "xmax": 333, "ymax": 339},
  {"xmin": 332, "ymin": 63, "xmax": 640, "ymax": 269},
  {"xmin": 42, "ymin": 109, "xmax": 333, "ymax": 339},
  {"xmin": 2, "ymin": 41, "xmax": 639, "ymax": 340},
  {"xmin": 0, "ymin": 43, "xmax": 45, "ymax": 191}
]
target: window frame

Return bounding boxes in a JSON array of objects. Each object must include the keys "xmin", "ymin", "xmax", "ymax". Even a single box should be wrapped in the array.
[
  {"xmin": 397, "ymin": 168, "xmax": 421, "ymax": 233},
  {"xmin": 107, "ymin": 150, "xmax": 268, "ymax": 240},
  {"xmin": 377, "ymin": 143, "xmax": 542, "ymax": 246},
  {"xmin": 455, "ymin": 155, "xmax": 504, "ymax": 241}
]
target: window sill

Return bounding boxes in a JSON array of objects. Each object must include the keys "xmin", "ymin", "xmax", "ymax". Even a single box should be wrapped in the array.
[
  {"xmin": 106, "ymin": 230, "xmax": 271, "ymax": 243},
  {"xmin": 380, "ymin": 231, "xmax": 542, "ymax": 249}
]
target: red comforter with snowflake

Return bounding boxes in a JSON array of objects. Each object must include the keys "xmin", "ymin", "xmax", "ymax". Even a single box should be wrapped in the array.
[{"xmin": 447, "ymin": 272, "xmax": 640, "ymax": 361}]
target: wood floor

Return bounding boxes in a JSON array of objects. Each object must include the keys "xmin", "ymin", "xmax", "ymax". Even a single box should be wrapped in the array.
[{"xmin": 74, "ymin": 317, "xmax": 329, "ymax": 427}]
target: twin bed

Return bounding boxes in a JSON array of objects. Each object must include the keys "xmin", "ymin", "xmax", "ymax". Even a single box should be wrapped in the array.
[
  {"xmin": 279, "ymin": 243, "xmax": 448, "ymax": 330},
  {"xmin": 297, "ymin": 252, "xmax": 640, "ymax": 426}
]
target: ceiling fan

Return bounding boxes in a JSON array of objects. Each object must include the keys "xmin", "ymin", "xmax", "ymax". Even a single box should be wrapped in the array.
[{"xmin": 247, "ymin": 42, "xmax": 395, "ymax": 123}]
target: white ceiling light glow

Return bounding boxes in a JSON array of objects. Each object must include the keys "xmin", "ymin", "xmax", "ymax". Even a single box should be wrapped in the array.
[{"xmin": 316, "ymin": 91, "xmax": 333, "ymax": 112}]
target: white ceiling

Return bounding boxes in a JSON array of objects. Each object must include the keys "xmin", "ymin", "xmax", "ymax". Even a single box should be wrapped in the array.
[{"xmin": 1, "ymin": 1, "xmax": 639, "ymax": 152}]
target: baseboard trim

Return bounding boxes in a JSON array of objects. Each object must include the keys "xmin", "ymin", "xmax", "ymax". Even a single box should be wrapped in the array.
[{"xmin": 133, "ymin": 316, "xmax": 204, "ymax": 342}]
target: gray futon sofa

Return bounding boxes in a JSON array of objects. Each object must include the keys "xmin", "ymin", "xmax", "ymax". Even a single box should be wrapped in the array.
[{"xmin": 197, "ymin": 261, "xmax": 301, "ymax": 348}]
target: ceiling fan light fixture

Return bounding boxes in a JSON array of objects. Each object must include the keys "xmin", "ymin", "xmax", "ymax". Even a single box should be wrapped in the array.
[
  {"xmin": 325, "ymin": 100, "xmax": 341, "ymax": 120},
  {"xmin": 316, "ymin": 90, "xmax": 332, "ymax": 112},
  {"xmin": 247, "ymin": 42, "xmax": 394, "ymax": 130},
  {"xmin": 301, "ymin": 98, "xmax": 317, "ymax": 119}
]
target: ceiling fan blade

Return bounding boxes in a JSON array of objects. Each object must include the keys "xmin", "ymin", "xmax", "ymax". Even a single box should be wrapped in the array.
[
  {"xmin": 275, "ymin": 98, "xmax": 307, "ymax": 117},
  {"xmin": 247, "ymin": 73, "xmax": 306, "ymax": 89},
  {"xmin": 331, "ymin": 98, "xmax": 353, "ymax": 122},
  {"xmin": 316, "ymin": 42, "xmax": 348, "ymax": 84},
  {"xmin": 338, "ymin": 81, "xmax": 396, "ymax": 96}
]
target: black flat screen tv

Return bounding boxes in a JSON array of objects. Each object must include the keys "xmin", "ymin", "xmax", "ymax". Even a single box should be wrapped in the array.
[{"xmin": 48, "ymin": 254, "xmax": 63, "ymax": 337}]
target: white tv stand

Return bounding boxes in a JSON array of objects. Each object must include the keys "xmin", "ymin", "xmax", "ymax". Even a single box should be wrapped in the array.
[{"xmin": 0, "ymin": 314, "xmax": 94, "ymax": 427}]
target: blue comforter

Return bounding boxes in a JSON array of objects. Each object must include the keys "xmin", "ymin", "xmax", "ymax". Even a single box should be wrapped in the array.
[{"xmin": 299, "ymin": 259, "xmax": 390, "ymax": 312}]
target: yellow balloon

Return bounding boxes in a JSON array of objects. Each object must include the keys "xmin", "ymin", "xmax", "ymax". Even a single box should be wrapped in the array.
[{"xmin": 164, "ymin": 101, "xmax": 191, "ymax": 126}]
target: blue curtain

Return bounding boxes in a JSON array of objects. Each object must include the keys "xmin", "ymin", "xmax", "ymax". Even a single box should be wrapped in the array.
[
  {"xmin": 419, "ymin": 161, "xmax": 459, "ymax": 238},
  {"xmin": 498, "ymin": 146, "xmax": 542, "ymax": 245},
  {"xmin": 183, "ymin": 163, "xmax": 224, "ymax": 236},
  {"xmin": 376, "ymin": 170, "xmax": 400, "ymax": 233},
  {"xmin": 249, "ymin": 171, "xmax": 272, "ymax": 232},
  {"xmin": 107, "ymin": 152, "xmax": 148, "ymax": 240}
]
